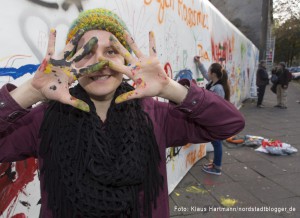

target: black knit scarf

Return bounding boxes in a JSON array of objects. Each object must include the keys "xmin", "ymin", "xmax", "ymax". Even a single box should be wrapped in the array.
[{"xmin": 39, "ymin": 82, "xmax": 163, "ymax": 218}]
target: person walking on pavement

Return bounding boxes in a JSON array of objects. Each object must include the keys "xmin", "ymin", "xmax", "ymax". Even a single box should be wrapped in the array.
[
  {"xmin": 274, "ymin": 62, "xmax": 292, "ymax": 109},
  {"xmin": 194, "ymin": 56, "xmax": 231, "ymax": 175},
  {"xmin": 256, "ymin": 60, "xmax": 269, "ymax": 108}
]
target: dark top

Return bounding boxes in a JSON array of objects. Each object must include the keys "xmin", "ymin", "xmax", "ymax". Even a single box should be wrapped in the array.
[{"xmin": 256, "ymin": 66, "xmax": 269, "ymax": 86}]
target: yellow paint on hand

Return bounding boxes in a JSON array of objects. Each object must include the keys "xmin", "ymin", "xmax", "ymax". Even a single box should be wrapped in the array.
[
  {"xmin": 220, "ymin": 197, "xmax": 238, "ymax": 207},
  {"xmin": 62, "ymin": 68, "xmax": 71, "ymax": 77},
  {"xmin": 149, "ymin": 31, "xmax": 155, "ymax": 38},
  {"xmin": 44, "ymin": 64, "xmax": 53, "ymax": 74},
  {"xmin": 74, "ymin": 99, "xmax": 90, "ymax": 112},
  {"xmin": 115, "ymin": 91, "xmax": 135, "ymax": 104},
  {"xmin": 186, "ymin": 186, "xmax": 207, "ymax": 194},
  {"xmin": 125, "ymin": 51, "xmax": 131, "ymax": 58}
]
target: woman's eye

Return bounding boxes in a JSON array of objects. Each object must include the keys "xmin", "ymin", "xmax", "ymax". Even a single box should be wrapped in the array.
[{"xmin": 106, "ymin": 50, "xmax": 117, "ymax": 56}]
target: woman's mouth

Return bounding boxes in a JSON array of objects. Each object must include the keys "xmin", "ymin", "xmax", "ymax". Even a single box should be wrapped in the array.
[{"xmin": 90, "ymin": 75, "xmax": 111, "ymax": 81}]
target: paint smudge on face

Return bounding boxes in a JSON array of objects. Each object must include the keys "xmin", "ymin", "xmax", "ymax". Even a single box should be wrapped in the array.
[
  {"xmin": 220, "ymin": 197, "xmax": 238, "ymax": 207},
  {"xmin": 186, "ymin": 186, "xmax": 208, "ymax": 194},
  {"xmin": 49, "ymin": 85, "xmax": 57, "ymax": 91}
]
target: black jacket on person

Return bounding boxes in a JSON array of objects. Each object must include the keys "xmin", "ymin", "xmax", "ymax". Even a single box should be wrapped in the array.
[
  {"xmin": 276, "ymin": 68, "xmax": 291, "ymax": 87},
  {"xmin": 256, "ymin": 66, "xmax": 269, "ymax": 86}
]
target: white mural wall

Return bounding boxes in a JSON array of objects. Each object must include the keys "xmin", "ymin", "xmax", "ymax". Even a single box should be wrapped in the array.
[{"xmin": 0, "ymin": 0, "xmax": 259, "ymax": 217}]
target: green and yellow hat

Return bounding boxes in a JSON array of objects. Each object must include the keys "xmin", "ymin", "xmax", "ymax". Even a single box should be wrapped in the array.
[{"xmin": 67, "ymin": 8, "xmax": 130, "ymax": 51}]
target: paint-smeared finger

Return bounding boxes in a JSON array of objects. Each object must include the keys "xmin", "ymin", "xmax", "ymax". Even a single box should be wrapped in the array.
[
  {"xmin": 69, "ymin": 37, "xmax": 98, "ymax": 63},
  {"xmin": 63, "ymin": 29, "xmax": 85, "ymax": 60},
  {"xmin": 62, "ymin": 94, "xmax": 90, "ymax": 112},
  {"xmin": 75, "ymin": 60, "xmax": 109, "ymax": 78},
  {"xmin": 149, "ymin": 31, "xmax": 157, "ymax": 57},
  {"xmin": 47, "ymin": 28, "xmax": 56, "ymax": 58},
  {"xmin": 109, "ymin": 34, "xmax": 135, "ymax": 64},
  {"xmin": 115, "ymin": 90, "xmax": 142, "ymax": 104},
  {"xmin": 124, "ymin": 31, "xmax": 144, "ymax": 58},
  {"xmin": 98, "ymin": 57, "xmax": 135, "ymax": 79}
]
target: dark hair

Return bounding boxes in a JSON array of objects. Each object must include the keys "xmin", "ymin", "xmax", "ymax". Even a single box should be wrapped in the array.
[
  {"xmin": 210, "ymin": 63, "xmax": 230, "ymax": 101},
  {"xmin": 279, "ymin": 62, "xmax": 286, "ymax": 68}
]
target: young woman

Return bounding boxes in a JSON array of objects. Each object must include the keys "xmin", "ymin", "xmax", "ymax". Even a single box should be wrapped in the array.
[
  {"xmin": 0, "ymin": 9, "xmax": 244, "ymax": 218},
  {"xmin": 194, "ymin": 56, "xmax": 231, "ymax": 176}
]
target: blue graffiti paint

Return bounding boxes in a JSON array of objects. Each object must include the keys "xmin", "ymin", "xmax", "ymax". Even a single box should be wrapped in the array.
[
  {"xmin": 174, "ymin": 69, "xmax": 193, "ymax": 81},
  {"xmin": 0, "ymin": 64, "xmax": 40, "ymax": 79}
]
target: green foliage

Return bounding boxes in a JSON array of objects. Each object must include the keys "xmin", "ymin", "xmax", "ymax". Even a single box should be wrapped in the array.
[{"xmin": 273, "ymin": 0, "xmax": 300, "ymax": 65}]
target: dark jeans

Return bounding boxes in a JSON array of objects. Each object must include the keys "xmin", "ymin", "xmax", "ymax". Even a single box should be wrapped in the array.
[
  {"xmin": 257, "ymin": 85, "xmax": 267, "ymax": 106},
  {"xmin": 212, "ymin": 140, "xmax": 222, "ymax": 167}
]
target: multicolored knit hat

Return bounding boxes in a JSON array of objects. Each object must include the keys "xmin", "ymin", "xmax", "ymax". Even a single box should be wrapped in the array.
[{"xmin": 67, "ymin": 8, "xmax": 130, "ymax": 51}]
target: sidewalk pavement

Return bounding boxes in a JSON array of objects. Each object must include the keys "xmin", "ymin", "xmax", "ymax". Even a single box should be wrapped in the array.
[{"xmin": 169, "ymin": 81, "xmax": 300, "ymax": 218}]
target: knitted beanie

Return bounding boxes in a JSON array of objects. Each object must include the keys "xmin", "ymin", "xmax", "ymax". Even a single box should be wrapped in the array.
[{"xmin": 67, "ymin": 8, "xmax": 130, "ymax": 51}]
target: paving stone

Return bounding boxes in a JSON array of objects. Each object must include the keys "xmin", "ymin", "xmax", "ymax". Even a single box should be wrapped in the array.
[
  {"xmin": 189, "ymin": 165, "xmax": 234, "ymax": 186},
  {"xmin": 268, "ymin": 173, "xmax": 300, "ymax": 196},
  {"xmin": 239, "ymin": 177, "xmax": 294, "ymax": 203},
  {"xmin": 175, "ymin": 172, "xmax": 198, "ymax": 188},
  {"xmin": 222, "ymin": 162, "xmax": 263, "ymax": 182},
  {"xmin": 271, "ymin": 157, "xmax": 300, "ymax": 173},
  {"xmin": 226, "ymin": 149, "xmax": 267, "ymax": 163},
  {"xmin": 246, "ymin": 160, "xmax": 289, "ymax": 177}
]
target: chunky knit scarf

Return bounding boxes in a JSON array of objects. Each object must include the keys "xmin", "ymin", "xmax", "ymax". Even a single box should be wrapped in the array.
[{"xmin": 39, "ymin": 82, "xmax": 163, "ymax": 218}]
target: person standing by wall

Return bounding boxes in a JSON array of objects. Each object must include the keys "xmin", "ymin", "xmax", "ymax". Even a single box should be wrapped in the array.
[
  {"xmin": 194, "ymin": 56, "xmax": 231, "ymax": 176},
  {"xmin": 274, "ymin": 62, "xmax": 292, "ymax": 109},
  {"xmin": 256, "ymin": 60, "xmax": 269, "ymax": 108}
]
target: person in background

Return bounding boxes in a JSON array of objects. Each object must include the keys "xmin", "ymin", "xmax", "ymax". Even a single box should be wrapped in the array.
[
  {"xmin": 274, "ymin": 62, "xmax": 292, "ymax": 109},
  {"xmin": 194, "ymin": 56, "xmax": 231, "ymax": 176},
  {"xmin": 256, "ymin": 60, "xmax": 269, "ymax": 108}
]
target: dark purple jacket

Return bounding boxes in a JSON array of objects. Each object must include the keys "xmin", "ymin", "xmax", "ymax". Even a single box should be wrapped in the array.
[{"xmin": 0, "ymin": 80, "xmax": 245, "ymax": 217}]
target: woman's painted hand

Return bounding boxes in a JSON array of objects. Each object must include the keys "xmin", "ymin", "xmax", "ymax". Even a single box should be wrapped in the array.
[
  {"xmin": 100, "ymin": 31, "xmax": 171, "ymax": 103},
  {"xmin": 31, "ymin": 29, "xmax": 108, "ymax": 112}
]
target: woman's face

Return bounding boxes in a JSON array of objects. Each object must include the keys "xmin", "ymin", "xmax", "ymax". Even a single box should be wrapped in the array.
[{"xmin": 76, "ymin": 30, "xmax": 125, "ymax": 101}]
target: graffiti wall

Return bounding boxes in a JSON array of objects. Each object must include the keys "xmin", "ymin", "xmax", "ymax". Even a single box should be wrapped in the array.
[{"xmin": 0, "ymin": 0, "xmax": 259, "ymax": 217}]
